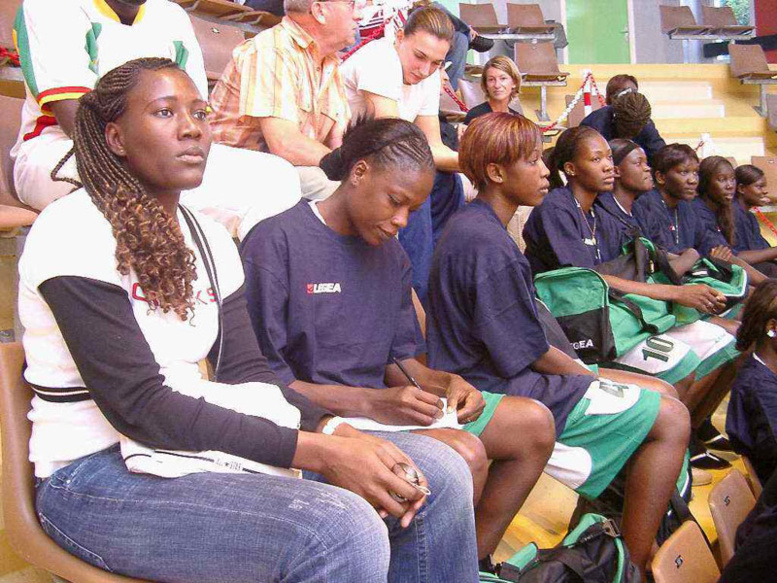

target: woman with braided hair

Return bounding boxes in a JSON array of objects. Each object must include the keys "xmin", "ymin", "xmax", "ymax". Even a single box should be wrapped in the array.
[
  {"xmin": 19, "ymin": 57, "xmax": 481, "ymax": 582},
  {"xmin": 727, "ymin": 280, "xmax": 777, "ymax": 484}
]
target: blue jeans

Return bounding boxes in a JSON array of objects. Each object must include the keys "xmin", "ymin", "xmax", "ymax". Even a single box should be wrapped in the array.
[
  {"xmin": 35, "ymin": 432, "xmax": 478, "ymax": 582},
  {"xmin": 446, "ymin": 31, "xmax": 469, "ymax": 90},
  {"xmin": 399, "ymin": 171, "xmax": 465, "ymax": 306}
]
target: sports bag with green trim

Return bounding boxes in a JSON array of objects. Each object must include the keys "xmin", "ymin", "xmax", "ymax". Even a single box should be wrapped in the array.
[
  {"xmin": 652, "ymin": 258, "xmax": 749, "ymax": 326},
  {"xmin": 480, "ymin": 513, "xmax": 639, "ymax": 582},
  {"xmin": 534, "ymin": 266, "xmax": 675, "ymax": 364}
]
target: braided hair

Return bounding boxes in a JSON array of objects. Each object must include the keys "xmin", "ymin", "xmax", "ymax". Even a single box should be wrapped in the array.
[
  {"xmin": 698, "ymin": 155, "xmax": 736, "ymax": 247},
  {"xmin": 320, "ymin": 117, "xmax": 434, "ymax": 181},
  {"xmin": 736, "ymin": 279, "xmax": 777, "ymax": 352},
  {"xmin": 612, "ymin": 92, "xmax": 651, "ymax": 140},
  {"xmin": 52, "ymin": 57, "xmax": 197, "ymax": 320},
  {"xmin": 547, "ymin": 126, "xmax": 601, "ymax": 190}
]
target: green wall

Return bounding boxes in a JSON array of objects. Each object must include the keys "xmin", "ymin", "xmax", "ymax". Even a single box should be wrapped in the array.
[{"xmin": 566, "ymin": 0, "xmax": 630, "ymax": 64}]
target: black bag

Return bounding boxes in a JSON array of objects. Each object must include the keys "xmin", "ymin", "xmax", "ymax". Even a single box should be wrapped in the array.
[
  {"xmin": 568, "ymin": 461, "xmax": 701, "ymax": 548},
  {"xmin": 490, "ymin": 514, "xmax": 640, "ymax": 583}
]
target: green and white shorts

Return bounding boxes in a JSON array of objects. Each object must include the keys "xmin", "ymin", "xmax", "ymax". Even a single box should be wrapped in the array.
[
  {"xmin": 543, "ymin": 379, "xmax": 661, "ymax": 500},
  {"xmin": 606, "ymin": 320, "xmax": 738, "ymax": 385}
]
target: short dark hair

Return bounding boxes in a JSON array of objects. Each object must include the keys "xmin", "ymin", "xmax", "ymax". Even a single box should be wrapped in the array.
[{"xmin": 606, "ymin": 74, "xmax": 638, "ymax": 105}]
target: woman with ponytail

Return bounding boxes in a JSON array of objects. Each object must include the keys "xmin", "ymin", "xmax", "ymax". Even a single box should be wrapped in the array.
[
  {"xmin": 19, "ymin": 58, "xmax": 481, "ymax": 582},
  {"xmin": 523, "ymin": 127, "xmax": 745, "ymax": 468},
  {"xmin": 694, "ymin": 156, "xmax": 739, "ymax": 250},
  {"xmin": 727, "ymin": 280, "xmax": 777, "ymax": 483},
  {"xmin": 241, "ymin": 116, "xmax": 558, "ymax": 573}
]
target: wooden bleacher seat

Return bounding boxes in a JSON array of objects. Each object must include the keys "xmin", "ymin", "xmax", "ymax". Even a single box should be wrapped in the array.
[
  {"xmin": 700, "ymin": 5, "xmax": 754, "ymax": 39},
  {"xmin": 740, "ymin": 455, "xmax": 763, "ymax": 498},
  {"xmin": 564, "ymin": 93, "xmax": 603, "ymax": 128},
  {"xmin": 0, "ymin": 0, "xmax": 23, "ymax": 97},
  {"xmin": 651, "ymin": 521, "xmax": 720, "ymax": 583},
  {"xmin": 729, "ymin": 44, "xmax": 777, "ymax": 117},
  {"xmin": 767, "ymin": 93, "xmax": 777, "ymax": 132},
  {"xmin": 505, "ymin": 4, "xmax": 555, "ymax": 39},
  {"xmin": 729, "ymin": 44, "xmax": 777, "ymax": 82},
  {"xmin": 708, "ymin": 469, "xmax": 756, "ymax": 567},
  {"xmin": 514, "ymin": 43, "xmax": 568, "ymax": 84},
  {"xmin": 659, "ymin": 5, "xmax": 711, "ymax": 38},
  {"xmin": 458, "ymin": 3, "xmax": 507, "ymax": 35},
  {"xmin": 172, "ymin": 0, "xmax": 280, "ymax": 28},
  {"xmin": 514, "ymin": 42, "xmax": 567, "ymax": 121},
  {"xmin": 459, "ymin": 79, "xmax": 485, "ymax": 110},
  {"xmin": 752, "ymin": 156, "xmax": 777, "ymax": 190},
  {"xmin": 0, "ymin": 343, "xmax": 149, "ymax": 582},
  {"xmin": 189, "ymin": 14, "xmax": 245, "ymax": 86}
]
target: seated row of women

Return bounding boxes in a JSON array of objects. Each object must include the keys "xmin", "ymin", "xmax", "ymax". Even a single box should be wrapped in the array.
[{"xmin": 17, "ymin": 59, "xmax": 702, "ymax": 581}]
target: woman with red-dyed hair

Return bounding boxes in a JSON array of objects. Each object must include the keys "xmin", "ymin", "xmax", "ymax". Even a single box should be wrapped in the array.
[{"xmin": 427, "ymin": 113, "xmax": 690, "ymax": 579}]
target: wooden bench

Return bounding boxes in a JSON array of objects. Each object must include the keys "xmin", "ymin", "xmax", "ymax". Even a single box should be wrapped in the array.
[
  {"xmin": 514, "ymin": 42, "xmax": 568, "ymax": 121},
  {"xmin": 729, "ymin": 44, "xmax": 777, "ymax": 117}
]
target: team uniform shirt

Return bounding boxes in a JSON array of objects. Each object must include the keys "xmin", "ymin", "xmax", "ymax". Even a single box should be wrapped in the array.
[
  {"xmin": 462, "ymin": 102, "xmax": 520, "ymax": 125},
  {"xmin": 19, "ymin": 191, "xmax": 327, "ymax": 478},
  {"xmin": 726, "ymin": 354, "xmax": 777, "ymax": 485},
  {"xmin": 734, "ymin": 203, "xmax": 771, "ymax": 254},
  {"xmin": 241, "ymin": 200, "xmax": 422, "ymax": 389},
  {"xmin": 580, "ymin": 106, "xmax": 666, "ymax": 163},
  {"xmin": 427, "ymin": 200, "xmax": 592, "ymax": 435},
  {"xmin": 340, "ymin": 37, "xmax": 441, "ymax": 123},
  {"xmin": 594, "ymin": 192, "xmax": 641, "ymax": 235},
  {"xmin": 690, "ymin": 197, "xmax": 734, "ymax": 253},
  {"xmin": 632, "ymin": 190, "xmax": 716, "ymax": 255},
  {"xmin": 12, "ymin": 0, "xmax": 206, "ymax": 152},
  {"xmin": 523, "ymin": 187, "xmax": 627, "ymax": 275},
  {"xmin": 525, "ymin": 189, "xmax": 738, "ymax": 385},
  {"xmin": 209, "ymin": 17, "xmax": 349, "ymax": 152}
]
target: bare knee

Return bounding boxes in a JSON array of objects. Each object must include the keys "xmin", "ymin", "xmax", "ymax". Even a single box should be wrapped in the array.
[
  {"xmin": 443, "ymin": 431, "xmax": 489, "ymax": 477},
  {"xmin": 649, "ymin": 396, "xmax": 691, "ymax": 447},
  {"xmin": 673, "ymin": 373, "xmax": 695, "ymax": 401},
  {"xmin": 503, "ymin": 398, "xmax": 556, "ymax": 454}
]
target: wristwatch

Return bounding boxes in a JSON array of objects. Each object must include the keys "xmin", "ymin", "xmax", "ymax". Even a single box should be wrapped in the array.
[{"xmin": 321, "ymin": 416, "xmax": 347, "ymax": 435}]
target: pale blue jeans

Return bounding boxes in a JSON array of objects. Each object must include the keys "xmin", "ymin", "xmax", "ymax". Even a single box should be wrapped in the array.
[{"xmin": 35, "ymin": 432, "xmax": 478, "ymax": 582}]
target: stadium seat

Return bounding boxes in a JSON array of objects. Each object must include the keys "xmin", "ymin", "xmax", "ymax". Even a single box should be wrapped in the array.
[
  {"xmin": 189, "ymin": 14, "xmax": 246, "ymax": 87},
  {"xmin": 700, "ymin": 5, "xmax": 754, "ymax": 39},
  {"xmin": 708, "ymin": 469, "xmax": 756, "ymax": 567},
  {"xmin": 0, "ymin": 343, "xmax": 149, "ymax": 582},
  {"xmin": 514, "ymin": 43, "xmax": 568, "ymax": 121},
  {"xmin": 458, "ymin": 78, "xmax": 485, "ymax": 110},
  {"xmin": 659, "ymin": 5, "xmax": 711, "ymax": 38},
  {"xmin": 0, "ymin": 0, "xmax": 24, "ymax": 96},
  {"xmin": 458, "ymin": 3, "xmax": 506, "ymax": 35},
  {"xmin": 505, "ymin": 4, "xmax": 554, "ymax": 42},
  {"xmin": 651, "ymin": 521, "xmax": 720, "ymax": 583},
  {"xmin": 740, "ymin": 455, "xmax": 763, "ymax": 498},
  {"xmin": 564, "ymin": 93, "xmax": 603, "ymax": 128},
  {"xmin": 729, "ymin": 44, "xmax": 777, "ymax": 117},
  {"xmin": 767, "ymin": 93, "xmax": 777, "ymax": 132},
  {"xmin": 751, "ymin": 157, "xmax": 777, "ymax": 192},
  {"xmin": 172, "ymin": 0, "xmax": 280, "ymax": 28}
]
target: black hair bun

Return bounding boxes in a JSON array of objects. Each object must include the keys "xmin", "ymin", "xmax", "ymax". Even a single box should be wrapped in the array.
[{"xmin": 319, "ymin": 147, "xmax": 347, "ymax": 181}]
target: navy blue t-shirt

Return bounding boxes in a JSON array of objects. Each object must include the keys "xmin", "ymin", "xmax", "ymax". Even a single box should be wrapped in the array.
[
  {"xmin": 594, "ymin": 192, "xmax": 641, "ymax": 236},
  {"xmin": 427, "ymin": 199, "xmax": 593, "ymax": 434},
  {"xmin": 523, "ymin": 187, "xmax": 628, "ymax": 275},
  {"xmin": 726, "ymin": 354, "xmax": 777, "ymax": 485},
  {"xmin": 734, "ymin": 202, "xmax": 770, "ymax": 254},
  {"xmin": 632, "ymin": 190, "xmax": 715, "ymax": 255},
  {"xmin": 690, "ymin": 197, "xmax": 733, "ymax": 253},
  {"xmin": 241, "ymin": 200, "xmax": 423, "ymax": 389},
  {"xmin": 580, "ymin": 106, "xmax": 666, "ymax": 164}
]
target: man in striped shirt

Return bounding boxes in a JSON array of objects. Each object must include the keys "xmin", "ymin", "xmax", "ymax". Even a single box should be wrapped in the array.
[{"xmin": 209, "ymin": 0, "xmax": 364, "ymax": 201}]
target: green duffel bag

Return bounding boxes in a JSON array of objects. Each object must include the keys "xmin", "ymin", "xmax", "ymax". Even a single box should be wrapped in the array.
[
  {"xmin": 534, "ymin": 267, "xmax": 675, "ymax": 365},
  {"xmin": 652, "ymin": 258, "xmax": 749, "ymax": 326}
]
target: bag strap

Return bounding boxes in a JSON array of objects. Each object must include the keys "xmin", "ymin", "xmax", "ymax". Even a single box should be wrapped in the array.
[
  {"xmin": 179, "ymin": 205, "xmax": 224, "ymax": 380},
  {"xmin": 668, "ymin": 489, "xmax": 712, "ymax": 547},
  {"xmin": 608, "ymin": 289, "xmax": 660, "ymax": 334}
]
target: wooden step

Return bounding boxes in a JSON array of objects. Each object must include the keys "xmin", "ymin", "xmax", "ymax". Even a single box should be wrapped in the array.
[
  {"xmin": 652, "ymin": 99, "xmax": 726, "ymax": 119},
  {"xmin": 640, "ymin": 81, "xmax": 714, "ymax": 102}
]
